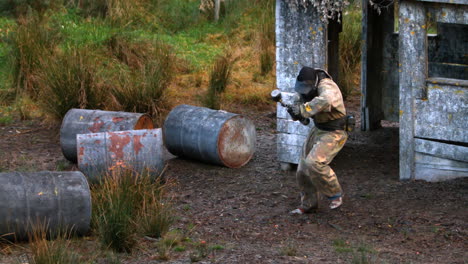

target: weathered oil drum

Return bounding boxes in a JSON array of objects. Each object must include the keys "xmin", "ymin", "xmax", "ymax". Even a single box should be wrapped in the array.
[
  {"xmin": 61, "ymin": 109, "xmax": 154, "ymax": 163},
  {"xmin": 77, "ymin": 129, "xmax": 165, "ymax": 182},
  {"xmin": 163, "ymin": 104, "xmax": 256, "ymax": 168},
  {"xmin": 0, "ymin": 171, "xmax": 91, "ymax": 241}
]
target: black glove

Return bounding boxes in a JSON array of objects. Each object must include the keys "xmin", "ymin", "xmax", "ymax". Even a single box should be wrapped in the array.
[{"xmin": 286, "ymin": 104, "xmax": 302, "ymax": 121}]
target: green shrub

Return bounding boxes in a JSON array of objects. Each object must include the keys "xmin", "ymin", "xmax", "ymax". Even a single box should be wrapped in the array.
[
  {"xmin": 93, "ymin": 169, "xmax": 172, "ymax": 253},
  {"xmin": 204, "ymin": 51, "xmax": 236, "ymax": 109},
  {"xmin": 35, "ymin": 47, "xmax": 105, "ymax": 120},
  {"xmin": 108, "ymin": 36, "xmax": 175, "ymax": 125},
  {"xmin": 0, "ymin": 0, "xmax": 61, "ymax": 18},
  {"xmin": 152, "ymin": 0, "xmax": 201, "ymax": 33},
  {"xmin": 338, "ymin": 7, "xmax": 362, "ymax": 100}
]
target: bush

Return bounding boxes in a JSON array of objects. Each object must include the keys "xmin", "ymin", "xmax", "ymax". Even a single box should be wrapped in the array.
[
  {"xmin": 152, "ymin": 0, "xmax": 201, "ymax": 33},
  {"xmin": 0, "ymin": 0, "xmax": 61, "ymax": 18},
  {"xmin": 93, "ymin": 168, "xmax": 172, "ymax": 253},
  {"xmin": 338, "ymin": 7, "xmax": 362, "ymax": 100},
  {"xmin": 204, "ymin": 51, "xmax": 236, "ymax": 109},
  {"xmin": 9, "ymin": 14, "xmax": 61, "ymax": 99},
  {"xmin": 71, "ymin": 0, "xmax": 153, "ymax": 27},
  {"xmin": 35, "ymin": 47, "xmax": 105, "ymax": 120},
  {"xmin": 107, "ymin": 36, "xmax": 175, "ymax": 125},
  {"xmin": 27, "ymin": 225, "xmax": 79, "ymax": 264}
]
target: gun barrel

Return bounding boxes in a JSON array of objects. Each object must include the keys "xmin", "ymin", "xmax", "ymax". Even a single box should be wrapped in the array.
[{"xmin": 270, "ymin": 89, "xmax": 282, "ymax": 102}]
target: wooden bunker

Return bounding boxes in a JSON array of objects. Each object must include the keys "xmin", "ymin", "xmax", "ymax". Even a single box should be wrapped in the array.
[{"xmin": 275, "ymin": 0, "xmax": 467, "ymax": 181}]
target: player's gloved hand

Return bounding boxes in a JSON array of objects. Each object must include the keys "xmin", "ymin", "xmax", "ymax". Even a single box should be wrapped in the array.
[{"xmin": 286, "ymin": 104, "xmax": 302, "ymax": 121}]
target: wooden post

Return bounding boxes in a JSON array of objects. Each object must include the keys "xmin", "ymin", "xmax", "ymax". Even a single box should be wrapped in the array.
[
  {"xmin": 398, "ymin": 0, "xmax": 427, "ymax": 180},
  {"xmin": 214, "ymin": 0, "xmax": 221, "ymax": 22}
]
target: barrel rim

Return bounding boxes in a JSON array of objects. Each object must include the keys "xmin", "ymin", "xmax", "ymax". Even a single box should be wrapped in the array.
[{"xmin": 216, "ymin": 114, "xmax": 256, "ymax": 168}]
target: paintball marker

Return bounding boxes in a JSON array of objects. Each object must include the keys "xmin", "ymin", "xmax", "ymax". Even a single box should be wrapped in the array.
[{"xmin": 271, "ymin": 89, "xmax": 310, "ymax": 126}]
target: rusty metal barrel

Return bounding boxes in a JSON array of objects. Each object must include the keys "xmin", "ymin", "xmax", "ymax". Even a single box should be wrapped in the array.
[
  {"xmin": 61, "ymin": 109, "xmax": 154, "ymax": 163},
  {"xmin": 163, "ymin": 105, "xmax": 256, "ymax": 168},
  {"xmin": 77, "ymin": 129, "xmax": 165, "ymax": 182},
  {"xmin": 0, "ymin": 171, "xmax": 91, "ymax": 240}
]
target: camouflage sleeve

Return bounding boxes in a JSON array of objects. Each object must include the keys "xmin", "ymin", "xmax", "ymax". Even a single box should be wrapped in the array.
[{"xmin": 299, "ymin": 89, "xmax": 334, "ymax": 118}]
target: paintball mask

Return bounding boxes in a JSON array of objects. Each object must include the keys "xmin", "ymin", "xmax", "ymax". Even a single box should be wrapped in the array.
[{"xmin": 294, "ymin": 67, "xmax": 332, "ymax": 102}]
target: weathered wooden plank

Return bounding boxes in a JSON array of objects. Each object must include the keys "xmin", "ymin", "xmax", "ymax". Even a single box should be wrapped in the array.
[
  {"xmin": 415, "ymin": 125, "xmax": 467, "ymax": 143},
  {"xmin": 417, "ymin": 0, "xmax": 468, "ymax": 6},
  {"xmin": 415, "ymin": 80, "xmax": 467, "ymax": 143},
  {"xmin": 415, "ymin": 153, "xmax": 468, "ymax": 182},
  {"xmin": 415, "ymin": 138, "xmax": 468, "ymax": 162},
  {"xmin": 432, "ymin": 5, "xmax": 468, "ymax": 24},
  {"xmin": 399, "ymin": 1, "xmax": 428, "ymax": 180},
  {"xmin": 277, "ymin": 143, "xmax": 303, "ymax": 164},
  {"xmin": 277, "ymin": 119, "xmax": 313, "ymax": 135}
]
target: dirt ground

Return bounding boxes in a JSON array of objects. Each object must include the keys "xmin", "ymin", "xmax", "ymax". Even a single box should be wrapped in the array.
[{"xmin": 0, "ymin": 96, "xmax": 467, "ymax": 263}]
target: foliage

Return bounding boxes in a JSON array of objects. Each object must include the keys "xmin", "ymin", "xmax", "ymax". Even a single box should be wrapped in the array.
[
  {"xmin": 68, "ymin": 0, "xmax": 154, "ymax": 27},
  {"xmin": 9, "ymin": 14, "xmax": 61, "ymax": 99},
  {"xmin": 338, "ymin": 7, "xmax": 361, "ymax": 99},
  {"xmin": 107, "ymin": 35, "xmax": 175, "ymax": 124},
  {"xmin": 258, "ymin": 0, "xmax": 275, "ymax": 76},
  {"xmin": 27, "ymin": 225, "xmax": 79, "ymax": 264},
  {"xmin": 35, "ymin": 47, "xmax": 105, "ymax": 120},
  {"xmin": 92, "ymin": 168, "xmax": 172, "ymax": 253},
  {"xmin": 204, "ymin": 51, "xmax": 236, "ymax": 109},
  {"xmin": 0, "ymin": 0, "xmax": 61, "ymax": 18},
  {"xmin": 152, "ymin": 0, "xmax": 202, "ymax": 33}
]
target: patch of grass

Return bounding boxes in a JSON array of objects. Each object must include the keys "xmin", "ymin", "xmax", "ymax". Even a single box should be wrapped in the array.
[
  {"xmin": 279, "ymin": 243, "xmax": 297, "ymax": 256},
  {"xmin": 155, "ymin": 230, "xmax": 184, "ymax": 261},
  {"xmin": 0, "ymin": 114, "xmax": 13, "ymax": 126},
  {"xmin": 92, "ymin": 168, "xmax": 173, "ymax": 253},
  {"xmin": 189, "ymin": 240, "xmax": 209, "ymax": 263},
  {"xmin": 210, "ymin": 244, "xmax": 225, "ymax": 251},
  {"xmin": 333, "ymin": 239, "xmax": 354, "ymax": 253},
  {"xmin": 27, "ymin": 225, "xmax": 79, "ymax": 264},
  {"xmin": 152, "ymin": 0, "xmax": 202, "ymax": 33},
  {"xmin": 173, "ymin": 246, "xmax": 186, "ymax": 252},
  {"xmin": 9, "ymin": 14, "xmax": 61, "ymax": 99}
]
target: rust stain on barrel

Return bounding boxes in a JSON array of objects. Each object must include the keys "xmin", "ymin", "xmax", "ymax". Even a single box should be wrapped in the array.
[
  {"xmin": 112, "ymin": 117, "xmax": 125, "ymax": 123},
  {"xmin": 108, "ymin": 132, "xmax": 131, "ymax": 159},
  {"xmin": 78, "ymin": 147, "xmax": 85, "ymax": 158},
  {"xmin": 218, "ymin": 118, "xmax": 252, "ymax": 168},
  {"xmin": 88, "ymin": 117, "xmax": 104, "ymax": 133},
  {"xmin": 133, "ymin": 135, "xmax": 144, "ymax": 155}
]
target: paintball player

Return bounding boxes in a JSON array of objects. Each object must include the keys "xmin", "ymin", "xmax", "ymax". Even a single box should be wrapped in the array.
[{"xmin": 288, "ymin": 66, "xmax": 349, "ymax": 213}]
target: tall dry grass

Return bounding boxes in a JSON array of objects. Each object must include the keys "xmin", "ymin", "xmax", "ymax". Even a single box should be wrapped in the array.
[
  {"xmin": 27, "ymin": 224, "xmax": 79, "ymax": 264},
  {"xmin": 258, "ymin": 0, "xmax": 275, "ymax": 76},
  {"xmin": 204, "ymin": 51, "xmax": 237, "ymax": 110},
  {"xmin": 36, "ymin": 47, "xmax": 105, "ymax": 120},
  {"xmin": 107, "ymin": 35, "xmax": 175, "ymax": 125},
  {"xmin": 70, "ymin": 0, "xmax": 152, "ymax": 26},
  {"xmin": 9, "ymin": 15, "xmax": 61, "ymax": 99},
  {"xmin": 92, "ymin": 168, "xmax": 173, "ymax": 253}
]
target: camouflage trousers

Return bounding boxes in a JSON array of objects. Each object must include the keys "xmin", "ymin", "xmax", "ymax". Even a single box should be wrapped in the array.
[{"xmin": 296, "ymin": 128, "xmax": 348, "ymax": 211}]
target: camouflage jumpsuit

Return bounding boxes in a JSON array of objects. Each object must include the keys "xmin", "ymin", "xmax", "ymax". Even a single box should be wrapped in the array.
[{"xmin": 296, "ymin": 78, "xmax": 347, "ymax": 211}]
